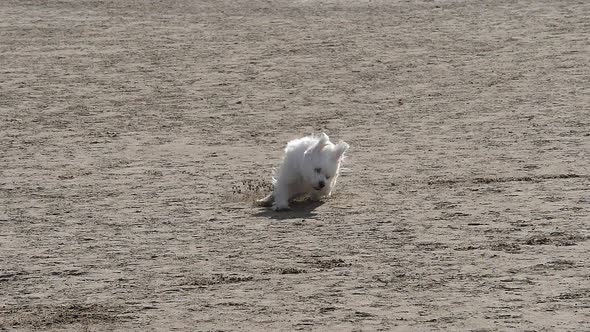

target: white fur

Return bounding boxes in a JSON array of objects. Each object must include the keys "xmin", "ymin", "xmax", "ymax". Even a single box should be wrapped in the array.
[{"xmin": 257, "ymin": 133, "xmax": 349, "ymax": 211}]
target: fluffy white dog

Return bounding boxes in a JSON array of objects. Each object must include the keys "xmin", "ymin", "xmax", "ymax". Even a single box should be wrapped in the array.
[{"xmin": 257, "ymin": 133, "xmax": 349, "ymax": 211}]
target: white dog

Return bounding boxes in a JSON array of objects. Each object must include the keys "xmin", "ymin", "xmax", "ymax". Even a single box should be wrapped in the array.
[{"xmin": 257, "ymin": 133, "xmax": 349, "ymax": 211}]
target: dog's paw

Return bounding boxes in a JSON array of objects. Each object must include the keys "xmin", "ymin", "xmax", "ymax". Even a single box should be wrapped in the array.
[
  {"xmin": 256, "ymin": 198, "xmax": 273, "ymax": 207},
  {"xmin": 256, "ymin": 193, "xmax": 274, "ymax": 207}
]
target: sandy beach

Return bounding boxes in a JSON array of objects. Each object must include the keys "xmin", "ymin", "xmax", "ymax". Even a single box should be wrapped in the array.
[{"xmin": 1, "ymin": 0, "xmax": 589, "ymax": 330}]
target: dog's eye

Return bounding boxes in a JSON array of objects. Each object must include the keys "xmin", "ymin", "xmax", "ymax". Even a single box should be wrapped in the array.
[
  {"xmin": 326, "ymin": 175, "xmax": 331, "ymax": 179},
  {"xmin": 314, "ymin": 168, "xmax": 321, "ymax": 173}
]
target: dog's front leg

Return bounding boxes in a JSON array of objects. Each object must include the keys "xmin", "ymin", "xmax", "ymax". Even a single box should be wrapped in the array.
[{"xmin": 272, "ymin": 182, "xmax": 290, "ymax": 211}]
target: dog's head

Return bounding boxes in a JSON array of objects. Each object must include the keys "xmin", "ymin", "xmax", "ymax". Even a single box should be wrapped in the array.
[{"xmin": 303, "ymin": 133, "xmax": 349, "ymax": 190}]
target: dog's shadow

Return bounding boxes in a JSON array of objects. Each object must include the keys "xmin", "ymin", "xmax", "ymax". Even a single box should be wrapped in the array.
[{"xmin": 254, "ymin": 200, "xmax": 325, "ymax": 220}]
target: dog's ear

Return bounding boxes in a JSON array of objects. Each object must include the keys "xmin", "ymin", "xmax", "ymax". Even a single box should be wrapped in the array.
[
  {"xmin": 333, "ymin": 141, "xmax": 349, "ymax": 160},
  {"xmin": 306, "ymin": 133, "xmax": 330, "ymax": 156},
  {"xmin": 310, "ymin": 133, "xmax": 329, "ymax": 152},
  {"xmin": 317, "ymin": 133, "xmax": 329, "ymax": 146}
]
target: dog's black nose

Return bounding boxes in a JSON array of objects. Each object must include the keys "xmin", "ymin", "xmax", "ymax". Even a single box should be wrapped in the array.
[{"xmin": 318, "ymin": 181, "xmax": 325, "ymax": 188}]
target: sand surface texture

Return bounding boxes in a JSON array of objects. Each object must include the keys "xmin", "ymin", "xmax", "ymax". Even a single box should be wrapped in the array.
[{"xmin": 1, "ymin": 0, "xmax": 589, "ymax": 330}]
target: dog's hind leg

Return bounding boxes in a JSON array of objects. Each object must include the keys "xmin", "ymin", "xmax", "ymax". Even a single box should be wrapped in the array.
[{"xmin": 256, "ymin": 193, "xmax": 274, "ymax": 207}]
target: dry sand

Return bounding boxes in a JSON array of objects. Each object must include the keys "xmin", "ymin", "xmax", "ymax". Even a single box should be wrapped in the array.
[{"xmin": 1, "ymin": 0, "xmax": 589, "ymax": 330}]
